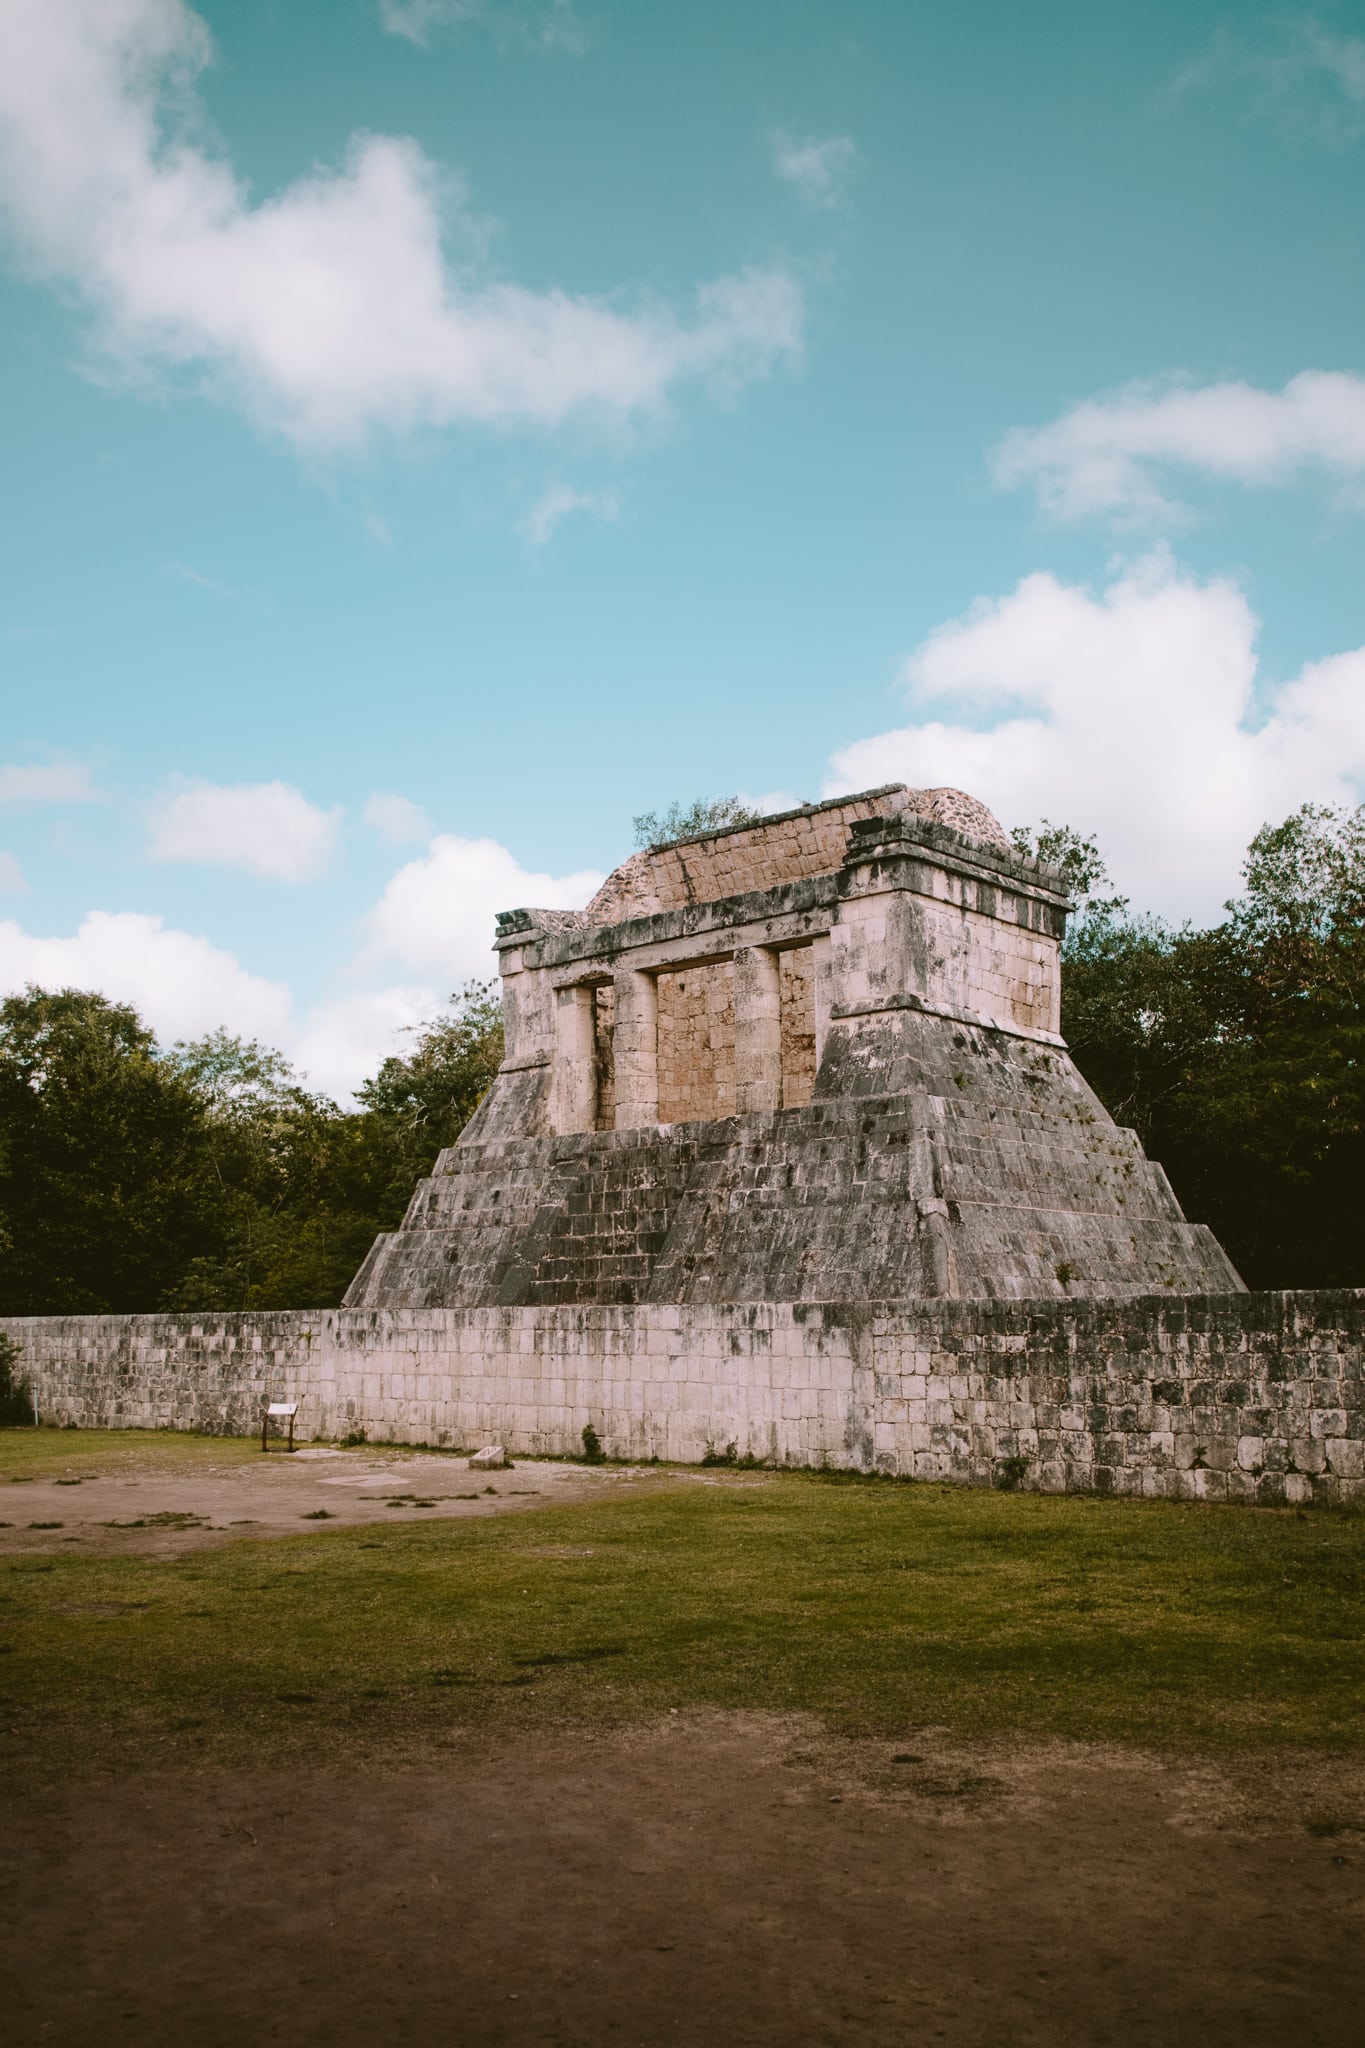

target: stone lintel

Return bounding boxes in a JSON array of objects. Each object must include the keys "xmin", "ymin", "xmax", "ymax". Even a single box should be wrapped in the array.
[
  {"xmin": 527, "ymin": 873, "xmax": 837, "ymax": 975},
  {"xmin": 548, "ymin": 905, "xmax": 834, "ymax": 987}
]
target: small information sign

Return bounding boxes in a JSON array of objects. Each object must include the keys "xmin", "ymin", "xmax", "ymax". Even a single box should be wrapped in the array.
[{"xmin": 262, "ymin": 1401, "xmax": 299, "ymax": 1453}]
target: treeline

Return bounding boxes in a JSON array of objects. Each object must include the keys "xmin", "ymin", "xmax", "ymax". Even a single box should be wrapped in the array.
[
  {"xmin": 1, "ymin": 800, "xmax": 1361, "ymax": 1311},
  {"xmin": 0, "ymin": 983, "xmax": 502, "ymax": 1315},
  {"xmin": 1015, "ymin": 802, "xmax": 1365, "ymax": 1290}
]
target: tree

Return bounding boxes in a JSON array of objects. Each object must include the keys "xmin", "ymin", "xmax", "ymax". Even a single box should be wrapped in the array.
[
  {"xmin": 1035, "ymin": 802, "xmax": 1365, "ymax": 1289},
  {"xmin": 356, "ymin": 980, "xmax": 504, "ymax": 1165},
  {"xmin": 159, "ymin": 1032, "xmax": 355, "ymax": 1312},
  {"xmin": 0, "ymin": 988, "xmax": 217, "ymax": 1313},
  {"xmin": 632, "ymin": 796, "xmax": 766, "ymax": 850},
  {"xmin": 163, "ymin": 986, "xmax": 505, "ymax": 1313},
  {"xmin": 1009, "ymin": 819, "xmax": 1116, "ymax": 908},
  {"xmin": 1183, "ymin": 804, "xmax": 1365, "ymax": 1285}
]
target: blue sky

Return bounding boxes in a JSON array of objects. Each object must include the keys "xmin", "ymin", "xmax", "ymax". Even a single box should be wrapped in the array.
[{"xmin": 2, "ymin": 0, "xmax": 1365, "ymax": 1094}]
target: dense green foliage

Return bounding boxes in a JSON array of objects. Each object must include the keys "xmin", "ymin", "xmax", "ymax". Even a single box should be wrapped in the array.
[
  {"xmin": 1016, "ymin": 803, "xmax": 1365, "ymax": 1288},
  {"xmin": 0, "ymin": 983, "xmax": 502, "ymax": 1315},
  {"xmin": 2, "ymin": 1434, "xmax": 1362, "ymax": 1773},
  {"xmin": 632, "ymin": 794, "xmax": 766, "ymax": 848}
]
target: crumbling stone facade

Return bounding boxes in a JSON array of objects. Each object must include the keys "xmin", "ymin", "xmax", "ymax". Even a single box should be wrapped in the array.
[{"xmin": 344, "ymin": 786, "xmax": 1242, "ymax": 1311}]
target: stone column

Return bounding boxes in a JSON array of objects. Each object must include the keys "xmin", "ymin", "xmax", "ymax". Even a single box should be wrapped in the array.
[
  {"xmin": 550, "ymin": 984, "xmax": 596, "ymax": 1134},
  {"xmin": 612, "ymin": 969, "xmax": 659, "ymax": 1128},
  {"xmin": 733, "ymin": 945, "xmax": 782, "ymax": 1115}
]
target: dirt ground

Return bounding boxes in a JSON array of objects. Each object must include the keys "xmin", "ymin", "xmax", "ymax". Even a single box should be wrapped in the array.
[
  {"xmin": 3, "ymin": 1447, "xmax": 1363, "ymax": 2044},
  {"xmin": 0, "ymin": 1446, "xmax": 664, "ymax": 1558},
  {"xmin": 2, "ymin": 1712, "xmax": 1362, "ymax": 2048}
]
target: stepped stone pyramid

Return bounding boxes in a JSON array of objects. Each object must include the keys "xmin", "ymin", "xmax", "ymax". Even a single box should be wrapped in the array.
[{"xmin": 345, "ymin": 785, "xmax": 1244, "ymax": 1309}]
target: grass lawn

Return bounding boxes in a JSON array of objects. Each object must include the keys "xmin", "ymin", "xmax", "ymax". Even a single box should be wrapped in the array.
[
  {"xmin": 0, "ymin": 1426, "xmax": 266, "ymax": 1481},
  {"xmin": 1, "ymin": 1429, "xmax": 1362, "ymax": 1774}
]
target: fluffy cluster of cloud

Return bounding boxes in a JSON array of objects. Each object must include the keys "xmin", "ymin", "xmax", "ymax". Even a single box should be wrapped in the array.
[
  {"xmin": 0, "ymin": 0, "xmax": 802, "ymax": 448},
  {"xmin": 148, "ymin": 780, "xmax": 343, "ymax": 883},
  {"xmin": 0, "ymin": 822, "xmax": 604, "ymax": 1100},
  {"xmin": 363, "ymin": 833, "xmax": 604, "ymax": 978},
  {"xmin": 769, "ymin": 131, "xmax": 859, "ymax": 211},
  {"xmin": 826, "ymin": 552, "xmax": 1365, "ymax": 922},
  {"xmin": 0, "ymin": 909, "xmax": 296, "ymax": 1048},
  {"xmin": 995, "ymin": 371, "xmax": 1365, "ymax": 522}
]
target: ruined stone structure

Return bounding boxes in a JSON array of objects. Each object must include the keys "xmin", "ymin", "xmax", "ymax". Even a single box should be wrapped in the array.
[
  {"xmin": 16, "ymin": 780, "xmax": 1340, "ymax": 1505},
  {"xmin": 344, "ymin": 785, "xmax": 1242, "ymax": 1312}
]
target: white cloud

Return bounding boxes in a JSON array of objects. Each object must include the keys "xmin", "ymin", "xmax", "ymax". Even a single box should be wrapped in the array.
[
  {"xmin": 769, "ymin": 131, "xmax": 859, "ymax": 210},
  {"xmin": 519, "ymin": 483, "xmax": 620, "ymax": 545},
  {"xmin": 0, "ymin": 908, "xmax": 294, "ymax": 1046},
  {"xmin": 0, "ymin": 904, "xmax": 449, "ymax": 1100},
  {"xmin": 363, "ymin": 792, "xmax": 430, "ymax": 843},
  {"xmin": 148, "ymin": 780, "xmax": 343, "ymax": 882},
  {"xmin": 995, "ymin": 371, "xmax": 1365, "ymax": 523},
  {"xmin": 0, "ymin": 852, "xmax": 27, "ymax": 892},
  {"xmin": 0, "ymin": 0, "xmax": 801, "ymax": 448},
  {"xmin": 825, "ymin": 552, "xmax": 1365, "ymax": 922},
  {"xmin": 291, "ymin": 983, "xmax": 441, "ymax": 1103},
  {"xmin": 0, "ymin": 760, "xmax": 97, "ymax": 807},
  {"xmin": 365, "ymin": 833, "xmax": 604, "ymax": 978},
  {"xmin": 378, "ymin": 0, "xmax": 587, "ymax": 54}
]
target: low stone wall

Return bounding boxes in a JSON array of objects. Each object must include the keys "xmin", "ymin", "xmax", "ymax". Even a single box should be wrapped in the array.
[{"xmin": 3, "ymin": 1292, "xmax": 1363, "ymax": 1507}]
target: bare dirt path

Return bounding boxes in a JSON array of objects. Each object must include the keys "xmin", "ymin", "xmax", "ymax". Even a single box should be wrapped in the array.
[
  {"xmin": 1, "ymin": 1713, "xmax": 1362, "ymax": 2047},
  {"xmin": 0, "ymin": 1447, "xmax": 666, "ymax": 1558}
]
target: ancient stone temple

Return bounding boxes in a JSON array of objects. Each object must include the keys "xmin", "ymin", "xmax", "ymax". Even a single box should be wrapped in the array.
[
  {"xmin": 345, "ymin": 785, "xmax": 1243, "ymax": 1310},
  {"xmin": 15, "ymin": 782, "xmax": 1365, "ymax": 1503}
]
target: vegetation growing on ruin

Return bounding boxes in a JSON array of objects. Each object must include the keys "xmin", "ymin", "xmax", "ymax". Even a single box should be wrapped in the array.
[
  {"xmin": 1, "ymin": 1434, "xmax": 1362, "ymax": 1778},
  {"xmin": 631, "ymin": 795, "xmax": 766, "ymax": 849}
]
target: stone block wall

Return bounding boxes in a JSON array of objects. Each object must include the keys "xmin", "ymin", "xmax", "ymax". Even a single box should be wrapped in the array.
[
  {"xmin": 4, "ymin": 1291, "xmax": 1362, "ymax": 1508},
  {"xmin": 581, "ymin": 787, "xmax": 1011, "ymax": 925},
  {"xmin": 657, "ymin": 959, "xmax": 736, "ymax": 1122}
]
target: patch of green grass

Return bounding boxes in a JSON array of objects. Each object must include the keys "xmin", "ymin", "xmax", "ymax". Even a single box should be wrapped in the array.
[
  {"xmin": 1, "ymin": 1441, "xmax": 1362, "ymax": 1775},
  {"xmin": 0, "ymin": 1427, "xmax": 267, "ymax": 1483}
]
